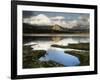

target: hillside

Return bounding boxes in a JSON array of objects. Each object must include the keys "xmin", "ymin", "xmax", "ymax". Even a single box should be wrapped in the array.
[{"xmin": 23, "ymin": 23, "xmax": 89, "ymax": 34}]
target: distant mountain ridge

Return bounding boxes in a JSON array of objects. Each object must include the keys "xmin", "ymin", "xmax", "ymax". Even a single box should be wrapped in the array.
[{"xmin": 23, "ymin": 23, "xmax": 89, "ymax": 33}]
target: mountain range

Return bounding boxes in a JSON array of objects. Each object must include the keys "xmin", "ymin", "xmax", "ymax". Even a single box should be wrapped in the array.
[{"xmin": 23, "ymin": 23, "xmax": 89, "ymax": 34}]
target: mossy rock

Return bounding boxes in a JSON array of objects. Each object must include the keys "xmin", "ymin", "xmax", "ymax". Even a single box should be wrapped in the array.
[{"xmin": 32, "ymin": 50, "xmax": 46, "ymax": 59}]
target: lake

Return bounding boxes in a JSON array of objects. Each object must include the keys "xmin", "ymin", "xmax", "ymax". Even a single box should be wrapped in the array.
[
  {"xmin": 39, "ymin": 47, "xmax": 80, "ymax": 66},
  {"xmin": 24, "ymin": 35, "xmax": 89, "ymax": 66}
]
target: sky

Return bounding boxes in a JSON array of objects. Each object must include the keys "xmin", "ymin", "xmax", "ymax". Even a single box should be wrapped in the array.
[{"xmin": 23, "ymin": 11, "xmax": 90, "ymax": 28}]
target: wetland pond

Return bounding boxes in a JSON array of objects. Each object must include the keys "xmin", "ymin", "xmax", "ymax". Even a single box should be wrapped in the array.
[{"xmin": 24, "ymin": 35, "xmax": 89, "ymax": 67}]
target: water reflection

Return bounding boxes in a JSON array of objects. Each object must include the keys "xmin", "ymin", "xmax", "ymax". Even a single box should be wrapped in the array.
[
  {"xmin": 39, "ymin": 48, "xmax": 80, "ymax": 66},
  {"xmin": 52, "ymin": 36, "xmax": 62, "ymax": 42},
  {"xmin": 24, "ymin": 36, "xmax": 89, "ymax": 50},
  {"xmin": 24, "ymin": 36, "xmax": 89, "ymax": 66}
]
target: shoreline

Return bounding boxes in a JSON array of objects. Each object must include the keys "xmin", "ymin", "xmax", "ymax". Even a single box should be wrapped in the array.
[{"xmin": 23, "ymin": 33, "xmax": 89, "ymax": 37}]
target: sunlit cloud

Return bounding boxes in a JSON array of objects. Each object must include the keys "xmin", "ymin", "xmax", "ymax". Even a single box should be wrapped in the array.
[
  {"xmin": 23, "ymin": 14, "xmax": 89, "ymax": 28},
  {"xmin": 51, "ymin": 16, "xmax": 65, "ymax": 20}
]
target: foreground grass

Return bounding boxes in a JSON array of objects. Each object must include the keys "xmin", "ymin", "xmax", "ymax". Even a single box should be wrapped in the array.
[
  {"xmin": 23, "ymin": 46, "xmax": 64, "ymax": 68},
  {"xmin": 51, "ymin": 43, "xmax": 89, "ymax": 50},
  {"xmin": 64, "ymin": 51, "xmax": 89, "ymax": 66}
]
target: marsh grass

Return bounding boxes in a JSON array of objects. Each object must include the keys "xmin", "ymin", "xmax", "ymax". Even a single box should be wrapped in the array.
[
  {"xmin": 51, "ymin": 43, "xmax": 89, "ymax": 50},
  {"xmin": 64, "ymin": 51, "xmax": 89, "ymax": 66}
]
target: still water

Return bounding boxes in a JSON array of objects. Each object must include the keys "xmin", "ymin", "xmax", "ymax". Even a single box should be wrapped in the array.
[
  {"xmin": 39, "ymin": 48, "xmax": 80, "ymax": 66},
  {"xmin": 24, "ymin": 36, "xmax": 89, "ymax": 66}
]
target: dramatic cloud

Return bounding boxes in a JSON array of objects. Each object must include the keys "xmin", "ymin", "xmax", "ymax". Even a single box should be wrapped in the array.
[
  {"xmin": 23, "ymin": 14, "xmax": 89, "ymax": 28},
  {"xmin": 24, "ymin": 14, "xmax": 51, "ymax": 25},
  {"xmin": 77, "ymin": 15, "xmax": 89, "ymax": 27},
  {"xmin": 51, "ymin": 16, "xmax": 65, "ymax": 20}
]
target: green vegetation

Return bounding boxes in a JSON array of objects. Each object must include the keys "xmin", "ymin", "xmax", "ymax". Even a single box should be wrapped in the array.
[
  {"xmin": 31, "ymin": 50, "xmax": 46, "ymax": 59},
  {"xmin": 51, "ymin": 43, "xmax": 89, "ymax": 50},
  {"xmin": 23, "ymin": 46, "xmax": 64, "ymax": 68},
  {"xmin": 67, "ymin": 43, "xmax": 89, "ymax": 50}
]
